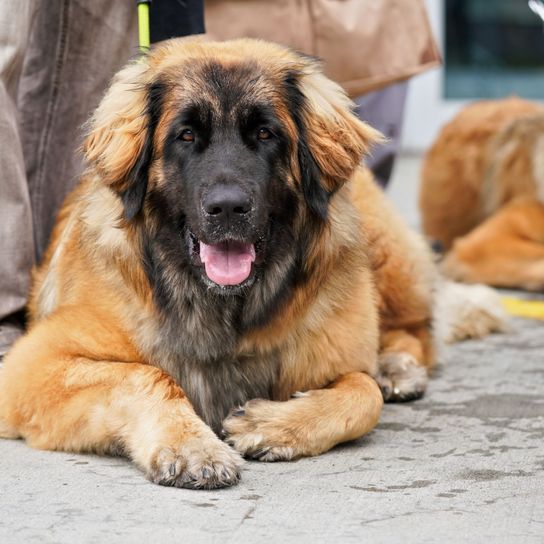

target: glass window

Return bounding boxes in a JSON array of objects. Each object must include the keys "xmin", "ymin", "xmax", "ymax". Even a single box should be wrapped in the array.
[{"xmin": 445, "ymin": 0, "xmax": 544, "ymax": 99}]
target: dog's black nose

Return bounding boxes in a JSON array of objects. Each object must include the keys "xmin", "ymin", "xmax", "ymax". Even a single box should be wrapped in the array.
[{"xmin": 203, "ymin": 185, "xmax": 252, "ymax": 219}]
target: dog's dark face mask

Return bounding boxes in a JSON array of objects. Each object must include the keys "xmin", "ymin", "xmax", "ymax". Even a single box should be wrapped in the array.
[
  {"xmin": 103, "ymin": 50, "xmax": 375, "ymax": 312},
  {"xmin": 143, "ymin": 62, "xmax": 300, "ymax": 295}
]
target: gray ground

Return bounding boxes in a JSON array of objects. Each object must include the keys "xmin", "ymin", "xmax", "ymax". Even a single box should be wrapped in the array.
[{"xmin": 1, "ymin": 156, "xmax": 542, "ymax": 543}]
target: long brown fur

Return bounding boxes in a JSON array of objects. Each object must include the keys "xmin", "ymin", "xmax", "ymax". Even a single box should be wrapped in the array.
[
  {"xmin": 0, "ymin": 39, "xmax": 436, "ymax": 488},
  {"xmin": 420, "ymin": 97, "xmax": 544, "ymax": 290}
]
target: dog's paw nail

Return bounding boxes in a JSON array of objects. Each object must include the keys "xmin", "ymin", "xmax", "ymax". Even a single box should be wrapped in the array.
[
  {"xmin": 178, "ymin": 478, "xmax": 198, "ymax": 490},
  {"xmin": 378, "ymin": 352, "xmax": 428, "ymax": 403},
  {"xmin": 251, "ymin": 447, "xmax": 271, "ymax": 460},
  {"xmin": 222, "ymin": 467, "xmax": 236, "ymax": 481},
  {"xmin": 168, "ymin": 463, "xmax": 177, "ymax": 477}
]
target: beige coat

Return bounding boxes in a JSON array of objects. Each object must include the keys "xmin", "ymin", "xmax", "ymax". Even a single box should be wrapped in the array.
[{"xmin": 205, "ymin": 0, "xmax": 441, "ymax": 96}]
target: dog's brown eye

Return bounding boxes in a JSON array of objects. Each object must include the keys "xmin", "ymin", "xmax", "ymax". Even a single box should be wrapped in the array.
[
  {"xmin": 180, "ymin": 129, "xmax": 194, "ymax": 142},
  {"xmin": 257, "ymin": 128, "xmax": 272, "ymax": 140}
]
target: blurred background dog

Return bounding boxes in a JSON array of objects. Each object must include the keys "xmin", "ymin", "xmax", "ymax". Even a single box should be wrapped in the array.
[{"xmin": 421, "ymin": 97, "xmax": 544, "ymax": 291}]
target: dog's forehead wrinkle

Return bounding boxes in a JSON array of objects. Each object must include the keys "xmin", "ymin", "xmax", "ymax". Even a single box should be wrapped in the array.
[
  {"xmin": 178, "ymin": 100, "xmax": 215, "ymax": 126},
  {"xmin": 195, "ymin": 60, "xmax": 272, "ymax": 110},
  {"xmin": 166, "ymin": 65, "xmax": 282, "ymax": 131}
]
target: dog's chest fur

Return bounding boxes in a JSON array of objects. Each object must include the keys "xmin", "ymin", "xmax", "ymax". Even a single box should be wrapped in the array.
[
  {"xmin": 138, "ymin": 286, "xmax": 280, "ymax": 434},
  {"xmin": 176, "ymin": 352, "xmax": 279, "ymax": 434}
]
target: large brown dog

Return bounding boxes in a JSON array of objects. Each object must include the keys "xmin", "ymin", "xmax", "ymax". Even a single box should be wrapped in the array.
[
  {"xmin": 0, "ymin": 39, "xmax": 435, "ymax": 489},
  {"xmin": 420, "ymin": 97, "xmax": 544, "ymax": 290}
]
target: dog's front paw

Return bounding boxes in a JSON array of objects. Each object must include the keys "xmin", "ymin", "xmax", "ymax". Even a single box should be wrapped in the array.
[
  {"xmin": 376, "ymin": 352, "xmax": 428, "ymax": 402},
  {"xmin": 222, "ymin": 400, "xmax": 298, "ymax": 462},
  {"xmin": 146, "ymin": 435, "xmax": 243, "ymax": 489}
]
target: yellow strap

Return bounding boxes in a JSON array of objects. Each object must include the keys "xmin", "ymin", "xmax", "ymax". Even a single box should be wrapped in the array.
[
  {"xmin": 138, "ymin": 2, "xmax": 151, "ymax": 52},
  {"xmin": 501, "ymin": 296, "xmax": 544, "ymax": 320}
]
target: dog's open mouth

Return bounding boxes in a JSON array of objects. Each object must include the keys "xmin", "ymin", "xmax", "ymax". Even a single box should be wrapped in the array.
[
  {"xmin": 199, "ymin": 240, "xmax": 256, "ymax": 286},
  {"xmin": 188, "ymin": 232, "xmax": 265, "ymax": 288}
]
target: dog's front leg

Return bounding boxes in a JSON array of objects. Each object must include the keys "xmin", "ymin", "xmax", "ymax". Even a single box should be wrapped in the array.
[
  {"xmin": 222, "ymin": 372, "xmax": 382, "ymax": 461},
  {"xmin": 0, "ymin": 335, "xmax": 243, "ymax": 488}
]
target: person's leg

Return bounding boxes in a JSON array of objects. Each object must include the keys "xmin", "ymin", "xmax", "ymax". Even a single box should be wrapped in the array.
[
  {"xmin": 18, "ymin": 0, "xmax": 139, "ymax": 263},
  {"xmin": 354, "ymin": 81, "xmax": 409, "ymax": 188},
  {"xmin": 19, "ymin": 0, "xmax": 205, "ymax": 264},
  {"xmin": 0, "ymin": 0, "xmax": 39, "ymax": 356}
]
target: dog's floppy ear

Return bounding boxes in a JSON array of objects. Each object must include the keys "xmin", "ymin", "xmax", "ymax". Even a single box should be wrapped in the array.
[
  {"xmin": 285, "ymin": 61, "xmax": 383, "ymax": 220},
  {"xmin": 83, "ymin": 60, "xmax": 162, "ymax": 220}
]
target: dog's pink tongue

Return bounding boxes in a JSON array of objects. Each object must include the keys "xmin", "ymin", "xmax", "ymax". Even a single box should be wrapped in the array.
[{"xmin": 199, "ymin": 241, "xmax": 256, "ymax": 286}]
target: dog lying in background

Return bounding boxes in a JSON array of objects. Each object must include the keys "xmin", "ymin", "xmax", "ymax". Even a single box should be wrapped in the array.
[
  {"xmin": 0, "ymin": 38, "xmax": 439, "ymax": 489},
  {"xmin": 420, "ymin": 97, "xmax": 544, "ymax": 291}
]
